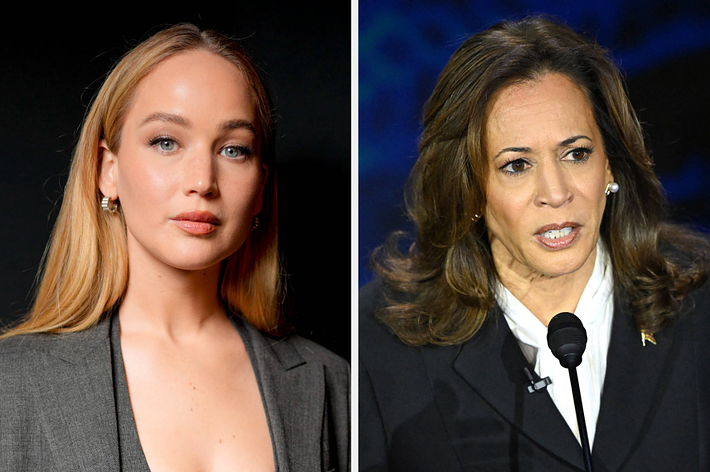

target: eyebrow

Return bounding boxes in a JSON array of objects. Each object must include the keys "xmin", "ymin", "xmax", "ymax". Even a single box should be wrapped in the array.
[
  {"xmin": 140, "ymin": 112, "xmax": 192, "ymax": 128},
  {"xmin": 493, "ymin": 135, "xmax": 593, "ymax": 160},
  {"xmin": 219, "ymin": 119, "xmax": 258, "ymax": 137},
  {"xmin": 140, "ymin": 112, "xmax": 258, "ymax": 137},
  {"xmin": 559, "ymin": 135, "xmax": 592, "ymax": 147}
]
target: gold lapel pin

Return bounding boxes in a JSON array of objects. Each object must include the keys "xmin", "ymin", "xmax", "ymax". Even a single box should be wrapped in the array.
[{"xmin": 641, "ymin": 330, "xmax": 657, "ymax": 346}]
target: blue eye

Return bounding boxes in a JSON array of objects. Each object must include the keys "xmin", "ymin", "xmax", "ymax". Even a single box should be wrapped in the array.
[
  {"xmin": 150, "ymin": 137, "xmax": 178, "ymax": 152},
  {"xmin": 220, "ymin": 145, "xmax": 252, "ymax": 159},
  {"xmin": 158, "ymin": 140, "xmax": 176, "ymax": 151}
]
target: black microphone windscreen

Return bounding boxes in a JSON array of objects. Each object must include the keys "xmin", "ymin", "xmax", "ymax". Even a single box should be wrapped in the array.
[{"xmin": 547, "ymin": 312, "xmax": 587, "ymax": 368}]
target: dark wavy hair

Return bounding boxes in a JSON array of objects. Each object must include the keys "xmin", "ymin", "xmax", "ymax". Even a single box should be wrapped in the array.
[{"xmin": 372, "ymin": 16, "xmax": 710, "ymax": 346}]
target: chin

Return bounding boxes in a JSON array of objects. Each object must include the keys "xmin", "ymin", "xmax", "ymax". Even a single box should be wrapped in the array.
[
  {"xmin": 163, "ymin": 237, "xmax": 246, "ymax": 270},
  {"xmin": 157, "ymin": 257, "xmax": 223, "ymax": 272},
  {"xmin": 154, "ymin": 246, "xmax": 233, "ymax": 272},
  {"xmin": 128, "ymin": 226, "xmax": 244, "ymax": 268},
  {"xmin": 532, "ymin": 247, "xmax": 595, "ymax": 279}
]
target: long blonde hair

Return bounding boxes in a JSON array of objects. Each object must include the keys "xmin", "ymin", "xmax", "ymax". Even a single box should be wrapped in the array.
[{"xmin": 1, "ymin": 24, "xmax": 283, "ymax": 339}]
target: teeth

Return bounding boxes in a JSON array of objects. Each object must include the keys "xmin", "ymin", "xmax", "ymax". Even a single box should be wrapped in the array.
[{"xmin": 541, "ymin": 227, "xmax": 573, "ymax": 239}]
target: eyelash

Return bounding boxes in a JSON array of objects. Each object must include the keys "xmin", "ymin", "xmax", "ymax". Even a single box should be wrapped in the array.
[
  {"xmin": 149, "ymin": 136, "xmax": 179, "ymax": 153},
  {"xmin": 148, "ymin": 136, "xmax": 254, "ymax": 160},
  {"xmin": 219, "ymin": 144, "xmax": 254, "ymax": 160},
  {"xmin": 499, "ymin": 146, "xmax": 594, "ymax": 176},
  {"xmin": 565, "ymin": 146, "xmax": 594, "ymax": 163}
]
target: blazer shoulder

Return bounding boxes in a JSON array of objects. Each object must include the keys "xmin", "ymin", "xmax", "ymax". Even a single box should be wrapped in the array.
[
  {"xmin": 0, "ymin": 333, "xmax": 58, "ymax": 419},
  {"xmin": 684, "ymin": 274, "xmax": 710, "ymax": 336},
  {"xmin": 359, "ymin": 277, "xmax": 388, "ymax": 319},
  {"xmin": 0, "ymin": 332, "xmax": 52, "ymax": 365},
  {"xmin": 359, "ymin": 278, "xmax": 387, "ymax": 333},
  {"xmin": 0, "ymin": 318, "xmax": 110, "ymax": 368},
  {"xmin": 359, "ymin": 278, "xmax": 411, "ymax": 355},
  {"xmin": 238, "ymin": 316, "xmax": 349, "ymax": 377},
  {"xmin": 281, "ymin": 334, "xmax": 350, "ymax": 374}
]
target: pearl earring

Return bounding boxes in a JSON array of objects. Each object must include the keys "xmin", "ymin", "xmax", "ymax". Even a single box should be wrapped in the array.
[{"xmin": 605, "ymin": 182, "xmax": 619, "ymax": 196}]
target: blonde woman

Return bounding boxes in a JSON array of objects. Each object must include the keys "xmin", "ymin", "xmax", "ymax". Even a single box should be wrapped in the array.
[{"xmin": 0, "ymin": 24, "xmax": 348, "ymax": 472}]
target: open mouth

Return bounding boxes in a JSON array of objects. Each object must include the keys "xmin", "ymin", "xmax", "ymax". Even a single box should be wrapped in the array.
[
  {"xmin": 540, "ymin": 227, "xmax": 574, "ymax": 240},
  {"xmin": 534, "ymin": 223, "xmax": 581, "ymax": 250}
]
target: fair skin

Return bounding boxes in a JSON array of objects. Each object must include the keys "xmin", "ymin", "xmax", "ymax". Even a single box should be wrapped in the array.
[
  {"xmin": 98, "ymin": 50, "xmax": 273, "ymax": 472},
  {"xmin": 484, "ymin": 73, "xmax": 614, "ymax": 326}
]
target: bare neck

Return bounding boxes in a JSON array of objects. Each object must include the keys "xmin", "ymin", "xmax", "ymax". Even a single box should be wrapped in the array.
[
  {"xmin": 494, "ymin": 246, "xmax": 597, "ymax": 327},
  {"xmin": 118, "ymin": 249, "xmax": 227, "ymax": 342}
]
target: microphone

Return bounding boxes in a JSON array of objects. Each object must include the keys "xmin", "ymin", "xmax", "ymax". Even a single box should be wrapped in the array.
[
  {"xmin": 548, "ymin": 312, "xmax": 587, "ymax": 368},
  {"xmin": 547, "ymin": 312, "xmax": 594, "ymax": 472}
]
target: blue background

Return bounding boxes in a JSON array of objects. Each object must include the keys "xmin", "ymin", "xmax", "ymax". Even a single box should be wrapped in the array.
[{"xmin": 359, "ymin": 0, "xmax": 710, "ymax": 286}]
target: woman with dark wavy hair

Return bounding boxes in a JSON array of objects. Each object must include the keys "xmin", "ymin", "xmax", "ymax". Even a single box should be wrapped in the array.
[{"xmin": 360, "ymin": 16, "xmax": 710, "ymax": 471}]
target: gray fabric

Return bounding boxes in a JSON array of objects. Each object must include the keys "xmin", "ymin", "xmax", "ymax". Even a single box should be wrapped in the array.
[
  {"xmin": 232, "ymin": 314, "xmax": 351, "ymax": 472},
  {"xmin": 110, "ymin": 314, "xmax": 151, "ymax": 471},
  {"xmin": 0, "ymin": 314, "xmax": 350, "ymax": 471}
]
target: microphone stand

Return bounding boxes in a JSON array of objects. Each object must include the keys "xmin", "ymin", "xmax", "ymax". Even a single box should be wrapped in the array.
[
  {"xmin": 547, "ymin": 312, "xmax": 595, "ymax": 472},
  {"xmin": 568, "ymin": 365, "xmax": 593, "ymax": 472}
]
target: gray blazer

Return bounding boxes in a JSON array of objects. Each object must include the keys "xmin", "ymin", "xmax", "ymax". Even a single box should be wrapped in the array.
[{"xmin": 0, "ymin": 315, "xmax": 350, "ymax": 472}]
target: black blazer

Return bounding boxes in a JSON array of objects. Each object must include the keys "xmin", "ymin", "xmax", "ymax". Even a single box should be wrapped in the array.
[{"xmin": 359, "ymin": 279, "xmax": 710, "ymax": 471}]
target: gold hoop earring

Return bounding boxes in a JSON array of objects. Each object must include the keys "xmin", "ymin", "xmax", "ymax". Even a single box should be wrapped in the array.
[
  {"xmin": 605, "ymin": 182, "xmax": 619, "ymax": 196},
  {"xmin": 250, "ymin": 216, "xmax": 259, "ymax": 231},
  {"xmin": 101, "ymin": 196, "xmax": 118, "ymax": 213}
]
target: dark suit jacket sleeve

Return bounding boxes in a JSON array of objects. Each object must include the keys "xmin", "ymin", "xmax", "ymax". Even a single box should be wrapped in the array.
[
  {"xmin": 360, "ymin": 354, "xmax": 389, "ymax": 472},
  {"xmin": 359, "ymin": 279, "xmax": 392, "ymax": 472}
]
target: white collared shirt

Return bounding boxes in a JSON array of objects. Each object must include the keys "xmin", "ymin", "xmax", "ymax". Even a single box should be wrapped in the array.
[{"xmin": 496, "ymin": 240, "xmax": 614, "ymax": 448}]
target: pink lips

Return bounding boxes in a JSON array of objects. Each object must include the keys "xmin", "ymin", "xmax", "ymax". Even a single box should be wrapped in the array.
[
  {"xmin": 171, "ymin": 211, "xmax": 221, "ymax": 235},
  {"xmin": 534, "ymin": 221, "xmax": 581, "ymax": 250}
]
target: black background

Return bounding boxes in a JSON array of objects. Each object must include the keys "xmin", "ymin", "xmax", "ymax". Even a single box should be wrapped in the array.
[{"xmin": 0, "ymin": 8, "xmax": 351, "ymax": 360}]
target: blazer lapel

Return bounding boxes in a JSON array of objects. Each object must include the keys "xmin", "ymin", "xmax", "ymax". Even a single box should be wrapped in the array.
[
  {"xmin": 238, "ymin": 321, "xmax": 325, "ymax": 472},
  {"xmin": 29, "ymin": 317, "xmax": 120, "ymax": 472},
  {"xmin": 437, "ymin": 300, "xmax": 680, "ymax": 472},
  {"xmin": 592, "ymin": 300, "xmax": 678, "ymax": 472},
  {"xmin": 444, "ymin": 313, "xmax": 587, "ymax": 470}
]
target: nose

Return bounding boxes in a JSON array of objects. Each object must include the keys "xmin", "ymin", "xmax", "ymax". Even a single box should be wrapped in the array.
[
  {"xmin": 535, "ymin": 160, "xmax": 573, "ymax": 208},
  {"xmin": 182, "ymin": 147, "xmax": 219, "ymax": 198}
]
